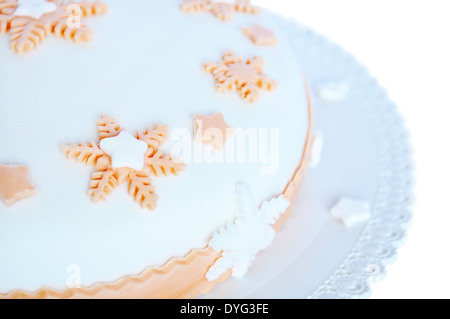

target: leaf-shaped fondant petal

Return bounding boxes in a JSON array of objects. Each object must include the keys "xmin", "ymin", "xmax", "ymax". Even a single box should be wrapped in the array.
[
  {"xmin": 136, "ymin": 124, "xmax": 169, "ymax": 155},
  {"xmin": 180, "ymin": 0, "xmax": 211, "ymax": 13},
  {"xmin": 75, "ymin": 0, "xmax": 108, "ymax": 17},
  {"xmin": 62, "ymin": 141, "xmax": 110, "ymax": 170},
  {"xmin": 128, "ymin": 171, "xmax": 158, "ymax": 210},
  {"xmin": 10, "ymin": 17, "xmax": 46, "ymax": 53},
  {"xmin": 97, "ymin": 114, "xmax": 121, "ymax": 141},
  {"xmin": 88, "ymin": 169, "xmax": 119, "ymax": 202}
]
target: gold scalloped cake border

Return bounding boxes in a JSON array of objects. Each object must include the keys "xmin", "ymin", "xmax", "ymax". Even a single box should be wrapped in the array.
[{"xmin": 1, "ymin": 79, "xmax": 315, "ymax": 299}]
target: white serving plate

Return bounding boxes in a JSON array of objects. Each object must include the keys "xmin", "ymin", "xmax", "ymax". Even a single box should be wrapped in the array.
[{"xmin": 202, "ymin": 20, "xmax": 414, "ymax": 299}]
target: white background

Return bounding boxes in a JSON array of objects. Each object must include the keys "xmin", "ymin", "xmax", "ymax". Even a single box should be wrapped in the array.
[{"xmin": 256, "ymin": 0, "xmax": 450, "ymax": 299}]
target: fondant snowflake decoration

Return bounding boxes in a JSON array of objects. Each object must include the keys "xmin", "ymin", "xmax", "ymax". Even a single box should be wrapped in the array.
[
  {"xmin": 206, "ymin": 182, "xmax": 290, "ymax": 281},
  {"xmin": 204, "ymin": 51, "xmax": 277, "ymax": 103},
  {"xmin": 181, "ymin": 0, "xmax": 261, "ymax": 22},
  {"xmin": 0, "ymin": 0, "xmax": 107, "ymax": 54},
  {"xmin": 63, "ymin": 115, "xmax": 186, "ymax": 211}
]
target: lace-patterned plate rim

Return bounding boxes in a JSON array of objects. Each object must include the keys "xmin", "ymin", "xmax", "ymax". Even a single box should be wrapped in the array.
[{"xmin": 277, "ymin": 20, "xmax": 415, "ymax": 299}]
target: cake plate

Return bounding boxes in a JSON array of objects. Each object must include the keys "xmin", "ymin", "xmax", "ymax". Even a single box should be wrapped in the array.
[{"xmin": 202, "ymin": 20, "xmax": 414, "ymax": 299}]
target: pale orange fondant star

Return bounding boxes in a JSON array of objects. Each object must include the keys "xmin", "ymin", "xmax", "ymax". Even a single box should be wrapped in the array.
[
  {"xmin": 0, "ymin": 0, "xmax": 107, "ymax": 54},
  {"xmin": 180, "ymin": 0, "xmax": 261, "ymax": 22},
  {"xmin": 0, "ymin": 164, "xmax": 36, "ymax": 206},
  {"xmin": 194, "ymin": 112, "xmax": 234, "ymax": 150},
  {"xmin": 242, "ymin": 23, "xmax": 278, "ymax": 46},
  {"xmin": 204, "ymin": 51, "xmax": 277, "ymax": 103},
  {"xmin": 63, "ymin": 115, "xmax": 186, "ymax": 211}
]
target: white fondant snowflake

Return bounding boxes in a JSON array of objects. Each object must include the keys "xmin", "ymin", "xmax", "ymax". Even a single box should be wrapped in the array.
[
  {"xmin": 99, "ymin": 131, "xmax": 148, "ymax": 171},
  {"xmin": 206, "ymin": 182, "xmax": 290, "ymax": 281},
  {"xmin": 13, "ymin": 0, "xmax": 57, "ymax": 20},
  {"xmin": 330, "ymin": 197, "xmax": 371, "ymax": 228}
]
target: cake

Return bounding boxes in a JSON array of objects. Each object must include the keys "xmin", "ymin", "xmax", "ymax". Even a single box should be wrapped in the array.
[{"xmin": 0, "ymin": 0, "xmax": 314, "ymax": 298}]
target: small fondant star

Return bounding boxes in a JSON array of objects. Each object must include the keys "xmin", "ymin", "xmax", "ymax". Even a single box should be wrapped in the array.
[
  {"xmin": 330, "ymin": 198, "xmax": 371, "ymax": 228},
  {"xmin": 242, "ymin": 23, "xmax": 278, "ymax": 46},
  {"xmin": 194, "ymin": 113, "xmax": 234, "ymax": 150},
  {"xmin": 0, "ymin": 164, "xmax": 37, "ymax": 206},
  {"xmin": 13, "ymin": 0, "xmax": 57, "ymax": 20},
  {"xmin": 99, "ymin": 131, "xmax": 148, "ymax": 171},
  {"xmin": 204, "ymin": 51, "xmax": 277, "ymax": 103}
]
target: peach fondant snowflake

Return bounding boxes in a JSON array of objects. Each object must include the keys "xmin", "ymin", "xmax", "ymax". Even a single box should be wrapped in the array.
[
  {"xmin": 0, "ymin": 0, "xmax": 107, "ymax": 53},
  {"xmin": 181, "ymin": 0, "xmax": 261, "ymax": 22},
  {"xmin": 63, "ymin": 115, "xmax": 186, "ymax": 211},
  {"xmin": 242, "ymin": 23, "xmax": 278, "ymax": 46},
  {"xmin": 204, "ymin": 51, "xmax": 277, "ymax": 103}
]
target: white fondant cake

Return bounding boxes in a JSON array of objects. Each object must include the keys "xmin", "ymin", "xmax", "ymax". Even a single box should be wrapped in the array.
[{"xmin": 0, "ymin": 0, "xmax": 312, "ymax": 297}]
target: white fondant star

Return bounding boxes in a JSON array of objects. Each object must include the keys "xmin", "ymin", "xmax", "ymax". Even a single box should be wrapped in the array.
[
  {"xmin": 316, "ymin": 81, "xmax": 350, "ymax": 102},
  {"xmin": 310, "ymin": 130, "xmax": 324, "ymax": 168},
  {"xmin": 13, "ymin": 0, "xmax": 57, "ymax": 20},
  {"xmin": 99, "ymin": 131, "xmax": 148, "ymax": 171},
  {"xmin": 330, "ymin": 198, "xmax": 371, "ymax": 228}
]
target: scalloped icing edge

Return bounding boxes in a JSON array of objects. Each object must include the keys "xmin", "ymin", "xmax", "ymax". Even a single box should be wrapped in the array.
[{"xmin": 0, "ymin": 79, "xmax": 315, "ymax": 299}]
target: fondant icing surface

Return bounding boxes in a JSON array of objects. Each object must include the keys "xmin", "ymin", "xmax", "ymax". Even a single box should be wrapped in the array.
[{"xmin": 0, "ymin": 0, "xmax": 309, "ymax": 293}]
